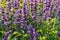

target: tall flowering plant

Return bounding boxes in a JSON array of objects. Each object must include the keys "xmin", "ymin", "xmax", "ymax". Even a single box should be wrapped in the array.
[{"xmin": 0, "ymin": 0, "xmax": 60, "ymax": 40}]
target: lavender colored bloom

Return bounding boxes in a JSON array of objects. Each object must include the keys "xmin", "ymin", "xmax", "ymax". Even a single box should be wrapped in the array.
[
  {"xmin": 30, "ymin": 0, "xmax": 36, "ymax": 20},
  {"xmin": 22, "ymin": 0, "xmax": 28, "ymax": 14},
  {"xmin": 57, "ymin": 11, "xmax": 60, "ymax": 17},
  {"xmin": 20, "ymin": 0, "xmax": 28, "ymax": 29},
  {"xmin": 43, "ymin": 0, "xmax": 52, "ymax": 20},
  {"xmin": 34, "ymin": 0, "xmax": 37, "ymax": 11},
  {"xmin": 0, "ymin": 8, "xmax": 5, "ymax": 16},
  {"xmin": 0, "ymin": 0, "xmax": 60, "ymax": 40},
  {"xmin": 14, "ymin": 9, "xmax": 20, "ymax": 14},
  {"xmin": 3, "ymin": 30, "xmax": 12, "ymax": 40},
  {"xmin": 3, "ymin": 15, "xmax": 9, "ymax": 21},
  {"xmin": 57, "ymin": 6, "xmax": 60, "ymax": 18},
  {"xmin": 6, "ymin": 10, "xmax": 10, "ymax": 15},
  {"xmin": 13, "ymin": 9, "xmax": 21, "ymax": 24},
  {"xmin": 36, "ymin": 16, "xmax": 40, "ymax": 22},
  {"xmin": 7, "ymin": 2, "xmax": 11, "ymax": 10},
  {"xmin": 28, "ymin": 25, "xmax": 38, "ymax": 40},
  {"xmin": 57, "ymin": 0, "xmax": 60, "ymax": 18},
  {"xmin": 57, "ymin": 0, "xmax": 60, "ymax": 6},
  {"xmin": 12, "ymin": 0, "xmax": 19, "ymax": 9},
  {"xmin": 16, "ymin": 18, "xmax": 21, "ymax": 22},
  {"xmin": 4, "ymin": 22, "xmax": 9, "ymax": 26},
  {"xmin": 20, "ymin": 15, "xmax": 27, "ymax": 29}
]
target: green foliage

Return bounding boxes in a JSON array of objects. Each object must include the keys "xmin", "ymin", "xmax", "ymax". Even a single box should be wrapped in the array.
[
  {"xmin": 37, "ymin": 18, "xmax": 59, "ymax": 40},
  {"xmin": 0, "ymin": 16, "xmax": 59, "ymax": 40}
]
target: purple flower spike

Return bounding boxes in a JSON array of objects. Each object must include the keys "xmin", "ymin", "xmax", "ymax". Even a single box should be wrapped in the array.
[
  {"xmin": 28, "ymin": 25, "xmax": 38, "ymax": 40},
  {"xmin": 43, "ymin": 0, "xmax": 52, "ymax": 20},
  {"xmin": 30, "ymin": 0, "xmax": 37, "ymax": 20},
  {"xmin": 4, "ymin": 21, "xmax": 9, "ymax": 26},
  {"xmin": 12, "ymin": 0, "xmax": 19, "ymax": 9},
  {"xmin": 0, "ymin": 8, "xmax": 5, "ymax": 15},
  {"xmin": 57, "ymin": 2, "xmax": 60, "ymax": 18},
  {"xmin": 3, "ymin": 30, "xmax": 12, "ymax": 40},
  {"xmin": 22, "ymin": 0, "xmax": 28, "ymax": 15},
  {"xmin": 20, "ymin": 0, "xmax": 28, "ymax": 29}
]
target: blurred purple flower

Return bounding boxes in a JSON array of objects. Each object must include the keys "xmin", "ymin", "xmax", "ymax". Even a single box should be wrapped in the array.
[
  {"xmin": 20, "ymin": 0, "xmax": 28, "ymax": 29},
  {"xmin": 43, "ymin": 0, "xmax": 52, "ymax": 20},
  {"xmin": 3, "ymin": 30, "xmax": 12, "ymax": 40},
  {"xmin": 28, "ymin": 25, "xmax": 38, "ymax": 40},
  {"xmin": 12, "ymin": 0, "xmax": 19, "ymax": 9},
  {"xmin": 30, "ymin": 0, "xmax": 37, "ymax": 20}
]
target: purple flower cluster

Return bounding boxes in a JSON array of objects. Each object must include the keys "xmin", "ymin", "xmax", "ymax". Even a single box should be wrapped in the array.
[
  {"xmin": 30, "ymin": 0, "xmax": 37, "ymax": 20},
  {"xmin": 0, "ymin": 0, "xmax": 60, "ymax": 40},
  {"xmin": 43, "ymin": 0, "xmax": 52, "ymax": 20},
  {"xmin": 28, "ymin": 25, "xmax": 38, "ymax": 40},
  {"xmin": 2, "ymin": 30, "xmax": 12, "ymax": 40},
  {"xmin": 57, "ymin": 0, "xmax": 60, "ymax": 18}
]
